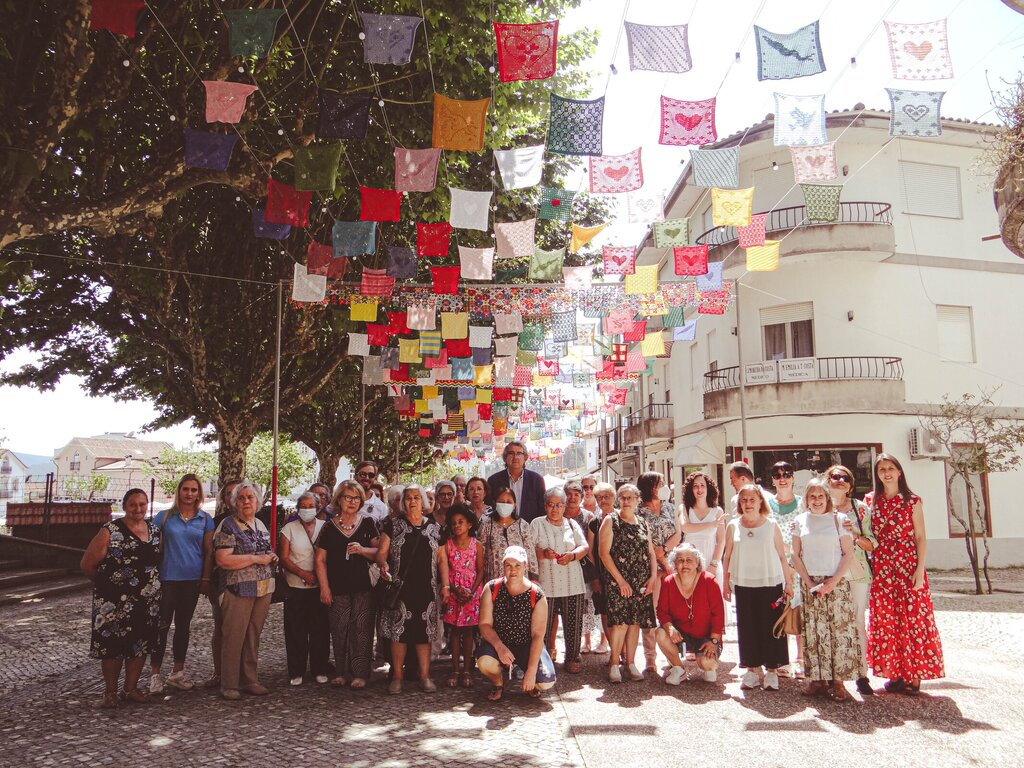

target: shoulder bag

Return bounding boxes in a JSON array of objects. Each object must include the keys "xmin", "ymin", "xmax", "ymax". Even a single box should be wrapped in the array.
[
  {"xmin": 375, "ymin": 520, "xmax": 423, "ymax": 611},
  {"xmin": 772, "ymin": 596, "xmax": 801, "ymax": 638}
]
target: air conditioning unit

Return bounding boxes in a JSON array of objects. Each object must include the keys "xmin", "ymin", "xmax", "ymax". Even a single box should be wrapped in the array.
[{"xmin": 908, "ymin": 427, "xmax": 949, "ymax": 460}]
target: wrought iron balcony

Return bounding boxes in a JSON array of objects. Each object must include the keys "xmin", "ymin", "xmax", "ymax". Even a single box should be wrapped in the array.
[
  {"xmin": 704, "ymin": 356, "xmax": 903, "ymax": 393},
  {"xmin": 625, "ymin": 403, "xmax": 674, "ymax": 445},
  {"xmin": 695, "ymin": 202, "xmax": 893, "ymax": 248}
]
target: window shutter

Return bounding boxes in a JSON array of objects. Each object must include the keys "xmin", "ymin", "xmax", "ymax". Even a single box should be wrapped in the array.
[
  {"xmin": 759, "ymin": 302, "xmax": 813, "ymax": 326},
  {"xmin": 900, "ymin": 161, "xmax": 962, "ymax": 219},
  {"xmin": 936, "ymin": 305, "xmax": 974, "ymax": 362}
]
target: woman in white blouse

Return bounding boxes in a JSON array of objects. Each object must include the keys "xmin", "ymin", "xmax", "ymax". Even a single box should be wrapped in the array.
[
  {"xmin": 530, "ymin": 487, "xmax": 589, "ymax": 674},
  {"xmin": 676, "ymin": 471, "xmax": 727, "ymax": 587}
]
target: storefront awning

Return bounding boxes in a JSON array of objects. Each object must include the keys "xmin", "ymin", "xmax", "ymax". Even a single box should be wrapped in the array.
[{"xmin": 673, "ymin": 429, "xmax": 726, "ymax": 466}]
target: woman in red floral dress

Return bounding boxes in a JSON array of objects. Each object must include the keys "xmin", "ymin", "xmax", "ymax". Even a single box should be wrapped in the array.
[{"xmin": 867, "ymin": 454, "xmax": 944, "ymax": 694}]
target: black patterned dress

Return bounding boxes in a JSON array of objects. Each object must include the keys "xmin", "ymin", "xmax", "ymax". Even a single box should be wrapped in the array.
[
  {"xmin": 603, "ymin": 514, "xmax": 656, "ymax": 628},
  {"xmin": 379, "ymin": 517, "xmax": 441, "ymax": 645},
  {"xmin": 90, "ymin": 519, "xmax": 162, "ymax": 659}
]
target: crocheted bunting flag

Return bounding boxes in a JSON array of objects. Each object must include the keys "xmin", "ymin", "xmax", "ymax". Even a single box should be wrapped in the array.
[
  {"xmin": 349, "ymin": 296, "xmax": 379, "ymax": 322},
  {"xmin": 430, "ymin": 266, "xmax": 460, "ymax": 295},
  {"xmin": 223, "ymin": 9, "xmax": 283, "ymax": 58},
  {"xmin": 494, "ymin": 312, "xmax": 523, "ymax": 335},
  {"xmin": 265, "ymin": 180, "xmax": 311, "ymax": 227},
  {"xmin": 317, "ymin": 91, "xmax": 371, "ymax": 140},
  {"xmin": 291, "ymin": 263, "xmax": 326, "ymax": 303},
  {"xmin": 547, "ymin": 93, "xmax": 604, "ymax": 156},
  {"xmin": 387, "ymin": 311, "xmax": 410, "ymax": 336},
  {"xmin": 602, "ymin": 246, "xmax": 636, "ymax": 275},
  {"xmin": 348, "ymin": 332, "xmax": 370, "ymax": 357},
  {"xmin": 333, "ymin": 221, "xmax": 375, "ymax": 257},
  {"xmin": 495, "ymin": 263, "xmax": 528, "ymax": 283},
  {"xmin": 494, "ymin": 145, "xmax": 545, "ymax": 190},
  {"xmin": 652, "ymin": 219, "xmax": 689, "ymax": 248},
  {"xmin": 441, "ymin": 312, "xmax": 469, "ymax": 340},
  {"xmin": 493, "ymin": 21, "xmax": 559, "ymax": 82},
  {"xmin": 887, "ymin": 88, "xmax": 944, "ymax": 137},
  {"xmin": 711, "ymin": 187, "xmax": 754, "ymax": 227},
  {"xmin": 537, "ymin": 358, "xmax": 560, "ymax": 377},
  {"xmin": 570, "ymin": 223, "xmax": 608, "ymax": 253},
  {"xmin": 663, "ymin": 306, "xmax": 685, "ymax": 328},
  {"xmin": 737, "ymin": 213, "xmax": 768, "ymax": 248},
  {"xmin": 459, "ymin": 246, "xmax": 495, "ymax": 281},
  {"xmin": 698, "ymin": 290, "xmax": 730, "ymax": 315},
  {"xmin": 417, "ymin": 331, "xmax": 441, "ymax": 358},
  {"xmin": 801, "ymin": 184, "xmax": 842, "ymax": 222},
  {"xmin": 361, "ymin": 268, "xmax": 396, "ymax": 297},
  {"xmin": 691, "ymin": 146, "xmax": 740, "ymax": 188},
  {"xmin": 773, "ymin": 93, "xmax": 827, "ymax": 146},
  {"xmin": 433, "ymin": 94, "xmax": 490, "ymax": 152},
  {"xmin": 549, "ymin": 309, "xmax": 577, "ymax": 343},
  {"xmin": 572, "ymin": 371, "xmax": 592, "ymax": 388},
  {"xmin": 696, "ymin": 261, "xmax": 724, "ymax": 291},
  {"xmin": 360, "ymin": 187, "xmax": 403, "ymax": 222},
  {"xmin": 790, "ymin": 141, "xmax": 838, "ymax": 183},
  {"xmin": 513, "ymin": 365, "xmax": 533, "ymax": 387},
  {"xmin": 672, "ymin": 319, "xmax": 697, "ymax": 341},
  {"xmin": 626, "ymin": 189, "xmax": 664, "ymax": 224},
  {"xmin": 416, "ymin": 222, "xmax": 452, "ymax": 257},
  {"xmin": 562, "ymin": 266, "xmax": 593, "ymax": 290},
  {"xmin": 885, "ymin": 20, "xmax": 953, "ymax": 80},
  {"xmin": 307, "ymin": 241, "xmax": 346, "ymax": 279},
  {"xmin": 294, "ymin": 144, "xmax": 342, "ymax": 192},
  {"xmin": 624, "ymin": 265, "xmax": 658, "ymax": 296},
  {"xmin": 407, "ymin": 303, "xmax": 437, "ymax": 331},
  {"xmin": 472, "ymin": 345, "xmax": 492, "ymax": 365},
  {"xmin": 252, "ymin": 206, "xmax": 290, "ymax": 239},
  {"xmin": 473, "ymin": 365, "xmax": 493, "ymax": 387},
  {"xmin": 449, "ymin": 187, "xmax": 492, "ymax": 231},
  {"xmin": 624, "ymin": 349, "xmax": 647, "ymax": 373},
  {"xmin": 746, "ymin": 240, "xmax": 780, "ymax": 271},
  {"xmin": 519, "ymin": 323, "xmax": 545, "ymax": 351},
  {"xmin": 399, "ymin": 338, "xmax": 421, "ymax": 364},
  {"xmin": 589, "ymin": 148, "xmax": 643, "ymax": 194},
  {"xmin": 184, "ymin": 129, "xmax": 238, "ymax": 170},
  {"xmin": 203, "ymin": 81, "xmax": 257, "ymax": 124},
  {"xmin": 673, "ymin": 245, "xmax": 709, "ymax": 276},
  {"xmin": 359, "ymin": 13, "xmax": 422, "ymax": 64},
  {"xmin": 387, "ymin": 246, "xmax": 417, "ymax": 279},
  {"xmin": 529, "ymin": 247, "xmax": 565, "ymax": 281},
  {"xmin": 451, "ymin": 358, "xmax": 474, "ymax": 382},
  {"xmin": 624, "ymin": 22, "xmax": 692, "ymax": 73},
  {"xmin": 605, "ymin": 387, "xmax": 628, "ymax": 406},
  {"xmin": 394, "ymin": 147, "xmax": 441, "ymax": 192},
  {"xmin": 660, "ymin": 96, "xmax": 716, "ymax": 146},
  {"xmin": 538, "ymin": 188, "xmax": 575, "ymax": 222},
  {"xmin": 495, "ymin": 219, "xmax": 536, "ymax": 259},
  {"xmin": 754, "ymin": 22, "xmax": 825, "ymax": 81},
  {"xmin": 469, "ymin": 325, "xmax": 494, "ymax": 349},
  {"xmin": 90, "ymin": 0, "xmax": 144, "ymax": 37},
  {"xmin": 424, "ymin": 349, "xmax": 448, "ymax": 369},
  {"xmin": 640, "ymin": 331, "xmax": 666, "ymax": 357},
  {"xmin": 493, "ymin": 356, "xmax": 515, "ymax": 384}
]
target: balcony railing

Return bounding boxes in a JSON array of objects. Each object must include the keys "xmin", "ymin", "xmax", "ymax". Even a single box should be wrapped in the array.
[
  {"xmin": 704, "ymin": 356, "xmax": 904, "ymax": 393},
  {"xmin": 695, "ymin": 202, "xmax": 893, "ymax": 248},
  {"xmin": 625, "ymin": 403, "xmax": 673, "ymax": 428}
]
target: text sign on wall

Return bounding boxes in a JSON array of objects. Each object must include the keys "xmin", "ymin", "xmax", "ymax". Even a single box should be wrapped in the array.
[
  {"xmin": 778, "ymin": 357, "xmax": 818, "ymax": 382},
  {"xmin": 744, "ymin": 361, "xmax": 778, "ymax": 385}
]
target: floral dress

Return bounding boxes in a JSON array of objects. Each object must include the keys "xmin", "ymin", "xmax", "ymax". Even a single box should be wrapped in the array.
[
  {"xmin": 868, "ymin": 493, "xmax": 945, "ymax": 680},
  {"xmin": 90, "ymin": 519, "xmax": 162, "ymax": 659},
  {"xmin": 442, "ymin": 538, "xmax": 481, "ymax": 627},
  {"xmin": 603, "ymin": 514, "xmax": 656, "ymax": 629}
]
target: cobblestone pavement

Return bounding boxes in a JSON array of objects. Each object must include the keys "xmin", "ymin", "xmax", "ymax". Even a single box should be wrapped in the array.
[{"xmin": 0, "ymin": 570, "xmax": 1021, "ymax": 767}]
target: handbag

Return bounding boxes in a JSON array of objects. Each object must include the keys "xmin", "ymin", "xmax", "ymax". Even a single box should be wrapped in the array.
[
  {"xmin": 837, "ymin": 506, "xmax": 872, "ymax": 581},
  {"xmin": 375, "ymin": 520, "xmax": 423, "ymax": 611},
  {"xmin": 772, "ymin": 597, "xmax": 801, "ymax": 638}
]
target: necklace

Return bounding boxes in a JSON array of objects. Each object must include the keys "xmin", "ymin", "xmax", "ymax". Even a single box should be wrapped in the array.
[{"xmin": 675, "ymin": 575, "xmax": 696, "ymax": 621}]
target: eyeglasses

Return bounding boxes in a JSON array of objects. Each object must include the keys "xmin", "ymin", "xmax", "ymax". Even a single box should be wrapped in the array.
[
  {"xmin": 771, "ymin": 470, "xmax": 793, "ymax": 479},
  {"xmin": 618, "ymin": 494, "xmax": 638, "ymax": 500},
  {"xmin": 505, "ymin": 451, "xmax": 526, "ymax": 458},
  {"xmin": 582, "ymin": 485, "xmax": 595, "ymax": 490},
  {"xmin": 340, "ymin": 494, "xmax": 363, "ymax": 503},
  {"xmin": 828, "ymin": 472, "xmax": 852, "ymax": 483},
  {"xmin": 437, "ymin": 491, "xmax": 455, "ymax": 499}
]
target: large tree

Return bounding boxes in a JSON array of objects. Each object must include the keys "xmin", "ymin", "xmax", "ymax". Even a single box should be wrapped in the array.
[{"xmin": 0, "ymin": 1, "xmax": 598, "ymax": 478}]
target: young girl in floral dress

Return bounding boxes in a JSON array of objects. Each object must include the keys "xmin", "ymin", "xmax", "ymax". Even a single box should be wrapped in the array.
[{"xmin": 438, "ymin": 505, "xmax": 485, "ymax": 688}]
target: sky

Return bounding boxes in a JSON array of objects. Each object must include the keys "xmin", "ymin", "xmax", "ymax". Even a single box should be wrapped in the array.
[{"xmin": 3, "ymin": 0, "xmax": 1024, "ymax": 457}]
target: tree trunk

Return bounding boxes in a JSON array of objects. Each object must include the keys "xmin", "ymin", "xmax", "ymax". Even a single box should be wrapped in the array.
[
  {"xmin": 962, "ymin": 471, "xmax": 983, "ymax": 595},
  {"xmin": 947, "ymin": 474, "xmax": 980, "ymax": 593},
  {"xmin": 316, "ymin": 448, "xmax": 342, "ymax": 487},
  {"xmin": 218, "ymin": 427, "xmax": 250, "ymax": 483}
]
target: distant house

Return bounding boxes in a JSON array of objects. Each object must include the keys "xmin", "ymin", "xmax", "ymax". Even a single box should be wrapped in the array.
[
  {"xmin": 53, "ymin": 433, "xmax": 172, "ymax": 502},
  {"xmin": 0, "ymin": 449, "xmax": 57, "ymax": 515}
]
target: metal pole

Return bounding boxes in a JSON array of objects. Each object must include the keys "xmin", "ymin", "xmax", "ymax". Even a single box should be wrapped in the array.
[
  {"xmin": 638, "ymin": 374, "xmax": 646, "ymax": 475},
  {"xmin": 599, "ymin": 415, "xmax": 606, "ymax": 483},
  {"xmin": 735, "ymin": 277, "xmax": 749, "ymax": 459},
  {"xmin": 360, "ymin": 367, "xmax": 366, "ymax": 463},
  {"xmin": 271, "ymin": 279, "xmax": 283, "ymax": 547},
  {"xmin": 149, "ymin": 478, "xmax": 156, "ymax": 519},
  {"xmin": 43, "ymin": 472, "xmax": 53, "ymax": 543}
]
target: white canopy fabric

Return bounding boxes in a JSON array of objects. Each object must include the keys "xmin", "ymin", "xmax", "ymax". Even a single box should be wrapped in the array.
[{"xmin": 673, "ymin": 428, "xmax": 726, "ymax": 466}]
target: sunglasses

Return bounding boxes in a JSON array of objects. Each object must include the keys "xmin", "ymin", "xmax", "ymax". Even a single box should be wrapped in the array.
[
  {"xmin": 828, "ymin": 472, "xmax": 852, "ymax": 483},
  {"xmin": 355, "ymin": 471, "xmax": 376, "ymax": 479},
  {"xmin": 771, "ymin": 470, "xmax": 793, "ymax": 479},
  {"xmin": 582, "ymin": 485, "xmax": 595, "ymax": 490}
]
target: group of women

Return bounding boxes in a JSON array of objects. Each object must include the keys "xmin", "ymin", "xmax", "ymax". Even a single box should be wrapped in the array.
[{"xmin": 82, "ymin": 452, "xmax": 944, "ymax": 707}]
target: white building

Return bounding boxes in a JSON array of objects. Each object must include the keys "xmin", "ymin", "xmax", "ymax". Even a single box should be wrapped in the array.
[
  {"xmin": 616, "ymin": 106, "xmax": 1024, "ymax": 568},
  {"xmin": 0, "ymin": 449, "xmax": 57, "ymax": 516}
]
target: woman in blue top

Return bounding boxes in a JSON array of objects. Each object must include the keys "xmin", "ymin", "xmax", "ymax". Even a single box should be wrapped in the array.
[{"xmin": 148, "ymin": 473, "xmax": 214, "ymax": 695}]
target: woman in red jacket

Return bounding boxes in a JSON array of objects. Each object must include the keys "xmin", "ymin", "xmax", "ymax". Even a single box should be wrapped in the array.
[{"xmin": 655, "ymin": 543, "xmax": 725, "ymax": 685}]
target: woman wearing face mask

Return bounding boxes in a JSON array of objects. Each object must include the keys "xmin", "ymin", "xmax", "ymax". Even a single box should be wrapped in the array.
[
  {"xmin": 477, "ymin": 487, "xmax": 539, "ymax": 583},
  {"xmin": 279, "ymin": 492, "xmax": 330, "ymax": 686}
]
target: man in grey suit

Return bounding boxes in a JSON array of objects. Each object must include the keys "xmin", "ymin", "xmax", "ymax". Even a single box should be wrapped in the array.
[{"xmin": 486, "ymin": 440, "xmax": 546, "ymax": 523}]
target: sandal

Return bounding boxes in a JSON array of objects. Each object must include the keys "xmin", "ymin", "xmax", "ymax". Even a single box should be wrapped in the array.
[
  {"xmin": 564, "ymin": 661, "xmax": 582, "ymax": 674},
  {"xmin": 883, "ymin": 679, "xmax": 907, "ymax": 694},
  {"xmin": 329, "ymin": 676, "xmax": 348, "ymax": 687},
  {"xmin": 830, "ymin": 683, "xmax": 853, "ymax": 703},
  {"xmin": 99, "ymin": 692, "xmax": 120, "ymax": 710},
  {"xmin": 904, "ymin": 681, "xmax": 920, "ymax": 696},
  {"xmin": 527, "ymin": 688, "xmax": 542, "ymax": 698},
  {"xmin": 349, "ymin": 678, "xmax": 366, "ymax": 690},
  {"xmin": 487, "ymin": 685, "xmax": 504, "ymax": 702},
  {"xmin": 800, "ymin": 681, "xmax": 828, "ymax": 697},
  {"xmin": 120, "ymin": 688, "xmax": 148, "ymax": 704},
  {"xmin": 460, "ymin": 672, "xmax": 474, "ymax": 688},
  {"xmin": 447, "ymin": 674, "xmax": 460, "ymax": 688}
]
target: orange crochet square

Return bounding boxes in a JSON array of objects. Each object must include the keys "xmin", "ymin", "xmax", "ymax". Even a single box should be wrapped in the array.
[{"xmin": 433, "ymin": 94, "xmax": 490, "ymax": 152}]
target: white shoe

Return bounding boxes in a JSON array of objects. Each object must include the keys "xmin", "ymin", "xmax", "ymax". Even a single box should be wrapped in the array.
[
  {"xmin": 315, "ymin": 675, "xmax": 329, "ymax": 684},
  {"xmin": 290, "ymin": 676, "xmax": 303, "ymax": 686},
  {"xmin": 665, "ymin": 666, "xmax": 686, "ymax": 686},
  {"xmin": 608, "ymin": 665, "xmax": 623, "ymax": 683},
  {"xmin": 165, "ymin": 670, "xmax": 194, "ymax": 690},
  {"xmin": 703, "ymin": 669, "xmax": 718, "ymax": 683},
  {"xmin": 627, "ymin": 664, "xmax": 644, "ymax": 682},
  {"xmin": 764, "ymin": 671, "xmax": 780, "ymax": 691},
  {"xmin": 149, "ymin": 673, "xmax": 164, "ymax": 695},
  {"xmin": 741, "ymin": 670, "xmax": 761, "ymax": 689}
]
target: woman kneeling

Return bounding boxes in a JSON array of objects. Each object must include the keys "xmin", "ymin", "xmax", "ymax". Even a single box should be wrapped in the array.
[{"xmin": 656, "ymin": 543, "xmax": 724, "ymax": 685}]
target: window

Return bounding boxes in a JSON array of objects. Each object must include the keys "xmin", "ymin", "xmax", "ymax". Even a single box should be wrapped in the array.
[
  {"xmin": 760, "ymin": 302, "xmax": 814, "ymax": 360},
  {"xmin": 706, "ymin": 329, "xmax": 718, "ymax": 373},
  {"xmin": 69, "ymin": 452, "xmax": 81, "ymax": 472},
  {"xmin": 945, "ymin": 446, "xmax": 991, "ymax": 537},
  {"xmin": 690, "ymin": 343, "xmax": 701, "ymax": 389},
  {"xmin": 0, "ymin": 457, "xmax": 10, "ymax": 474},
  {"xmin": 936, "ymin": 305, "xmax": 975, "ymax": 362},
  {"xmin": 900, "ymin": 161, "xmax": 962, "ymax": 219}
]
